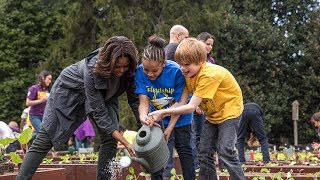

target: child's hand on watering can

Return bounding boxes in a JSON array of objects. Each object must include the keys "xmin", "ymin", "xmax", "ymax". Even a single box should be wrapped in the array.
[
  {"xmin": 145, "ymin": 115, "xmax": 161, "ymax": 128},
  {"xmin": 148, "ymin": 110, "xmax": 166, "ymax": 122},
  {"xmin": 140, "ymin": 114, "xmax": 160, "ymax": 127},
  {"xmin": 195, "ymin": 107, "xmax": 204, "ymax": 114}
]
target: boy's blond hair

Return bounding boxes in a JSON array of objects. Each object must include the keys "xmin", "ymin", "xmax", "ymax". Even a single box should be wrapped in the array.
[{"xmin": 174, "ymin": 38, "xmax": 207, "ymax": 65}]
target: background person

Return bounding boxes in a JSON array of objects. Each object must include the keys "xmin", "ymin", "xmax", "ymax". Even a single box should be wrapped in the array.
[
  {"xmin": 20, "ymin": 107, "xmax": 34, "ymax": 132},
  {"xmin": 73, "ymin": 118, "xmax": 96, "ymax": 150},
  {"xmin": 117, "ymin": 124, "xmax": 137, "ymax": 149},
  {"xmin": 0, "ymin": 121, "xmax": 20, "ymax": 153},
  {"xmin": 236, "ymin": 102, "xmax": 271, "ymax": 164},
  {"xmin": 164, "ymin": 25, "xmax": 189, "ymax": 61},
  {"xmin": 310, "ymin": 112, "xmax": 320, "ymax": 151},
  {"xmin": 26, "ymin": 70, "xmax": 52, "ymax": 135},
  {"xmin": 16, "ymin": 36, "xmax": 140, "ymax": 180},
  {"xmin": 196, "ymin": 32, "xmax": 216, "ymax": 64},
  {"xmin": 8, "ymin": 121, "xmax": 20, "ymax": 133}
]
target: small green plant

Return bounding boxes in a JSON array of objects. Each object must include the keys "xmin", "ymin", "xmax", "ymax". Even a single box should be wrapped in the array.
[
  {"xmin": 260, "ymin": 168, "xmax": 270, "ymax": 173},
  {"xmin": 241, "ymin": 164, "xmax": 247, "ymax": 172},
  {"xmin": 78, "ymin": 154, "xmax": 86, "ymax": 164},
  {"xmin": 0, "ymin": 128, "xmax": 32, "ymax": 165},
  {"xmin": 87, "ymin": 153, "xmax": 98, "ymax": 162},
  {"xmin": 314, "ymin": 171, "xmax": 320, "ymax": 179},
  {"xmin": 9, "ymin": 152, "xmax": 22, "ymax": 165},
  {"xmin": 169, "ymin": 168, "xmax": 183, "ymax": 180},
  {"xmin": 125, "ymin": 166, "xmax": 151, "ymax": 180},
  {"xmin": 271, "ymin": 171, "xmax": 285, "ymax": 180},
  {"xmin": 14, "ymin": 128, "xmax": 33, "ymax": 158},
  {"xmin": 252, "ymin": 176, "xmax": 266, "ymax": 180},
  {"xmin": 306, "ymin": 171, "xmax": 320, "ymax": 180},
  {"xmin": 0, "ymin": 137, "xmax": 16, "ymax": 162},
  {"xmin": 286, "ymin": 169, "xmax": 294, "ymax": 180},
  {"xmin": 59, "ymin": 154, "xmax": 71, "ymax": 164},
  {"xmin": 42, "ymin": 158, "xmax": 53, "ymax": 164}
]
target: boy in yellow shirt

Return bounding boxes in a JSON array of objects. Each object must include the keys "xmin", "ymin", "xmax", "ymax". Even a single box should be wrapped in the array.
[
  {"xmin": 117, "ymin": 124, "xmax": 137, "ymax": 149},
  {"xmin": 148, "ymin": 38, "xmax": 245, "ymax": 180}
]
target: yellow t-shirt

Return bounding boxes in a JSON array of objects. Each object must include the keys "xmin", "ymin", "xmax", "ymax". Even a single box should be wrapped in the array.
[
  {"xmin": 123, "ymin": 130, "xmax": 137, "ymax": 144},
  {"xmin": 183, "ymin": 63, "xmax": 243, "ymax": 124}
]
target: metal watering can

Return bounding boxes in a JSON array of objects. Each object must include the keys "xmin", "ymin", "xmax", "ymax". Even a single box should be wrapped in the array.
[{"xmin": 122, "ymin": 124, "xmax": 170, "ymax": 173}]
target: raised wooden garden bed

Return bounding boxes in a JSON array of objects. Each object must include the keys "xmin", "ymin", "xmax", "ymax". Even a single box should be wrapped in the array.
[
  {"xmin": 218, "ymin": 172, "xmax": 320, "ymax": 180},
  {"xmin": 0, "ymin": 167, "xmax": 66, "ymax": 180},
  {"xmin": 40, "ymin": 161, "xmax": 146, "ymax": 180},
  {"xmin": 244, "ymin": 165, "xmax": 320, "ymax": 173}
]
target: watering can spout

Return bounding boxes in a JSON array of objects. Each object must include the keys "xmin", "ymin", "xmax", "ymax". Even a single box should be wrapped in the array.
[
  {"xmin": 123, "ymin": 149, "xmax": 150, "ymax": 171},
  {"xmin": 129, "ymin": 157, "xmax": 150, "ymax": 171}
]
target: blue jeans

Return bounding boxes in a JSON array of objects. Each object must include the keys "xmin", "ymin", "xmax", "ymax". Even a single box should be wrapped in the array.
[
  {"xmin": 236, "ymin": 109, "xmax": 270, "ymax": 163},
  {"xmin": 75, "ymin": 137, "xmax": 90, "ymax": 150},
  {"xmin": 29, "ymin": 115, "xmax": 43, "ymax": 134},
  {"xmin": 162, "ymin": 125, "xmax": 195, "ymax": 180},
  {"xmin": 192, "ymin": 112, "xmax": 205, "ymax": 169},
  {"xmin": 198, "ymin": 118, "xmax": 245, "ymax": 180}
]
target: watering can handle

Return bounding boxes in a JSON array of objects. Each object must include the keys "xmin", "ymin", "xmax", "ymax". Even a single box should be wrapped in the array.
[{"xmin": 136, "ymin": 124, "xmax": 151, "ymax": 146}]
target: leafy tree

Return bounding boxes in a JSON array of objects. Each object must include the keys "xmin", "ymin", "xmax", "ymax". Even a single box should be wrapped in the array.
[
  {"xmin": 219, "ymin": 0, "xmax": 319, "ymax": 144},
  {"xmin": 1, "ymin": 0, "xmax": 318, "ymax": 144},
  {"xmin": 0, "ymin": 0, "xmax": 61, "ymax": 121}
]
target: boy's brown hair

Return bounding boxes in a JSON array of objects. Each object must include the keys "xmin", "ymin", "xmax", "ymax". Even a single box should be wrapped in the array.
[{"xmin": 174, "ymin": 38, "xmax": 207, "ymax": 65}]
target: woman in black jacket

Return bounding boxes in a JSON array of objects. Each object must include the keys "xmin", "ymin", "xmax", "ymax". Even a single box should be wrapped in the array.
[{"xmin": 17, "ymin": 36, "xmax": 140, "ymax": 180}]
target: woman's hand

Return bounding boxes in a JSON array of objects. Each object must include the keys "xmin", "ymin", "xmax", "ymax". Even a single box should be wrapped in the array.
[
  {"xmin": 41, "ymin": 93, "xmax": 49, "ymax": 102},
  {"xmin": 125, "ymin": 143, "xmax": 136, "ymax": 157}
]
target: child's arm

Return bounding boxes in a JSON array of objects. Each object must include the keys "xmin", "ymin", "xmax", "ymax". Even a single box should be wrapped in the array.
[
  {"xmin": 163, "ymin": 101, "xmax": 182, "ymax": 141},
  {"xmin": 149, "ymin": 94, "xmax": 203, "ymax": 122},
  {"xmin": 138, "ymin": 95, "xmax": 161, "ymax": 127},
  {"xmin": 164, "ymin": 114, "xmax": 179, "ymax": 142},
  {"xmin": 138, "ymin": 94, "xmax": 151, "ymax": 125}
]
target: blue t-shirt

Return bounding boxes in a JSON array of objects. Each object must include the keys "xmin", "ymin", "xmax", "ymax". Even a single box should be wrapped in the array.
[{"xmin": 135, "ymin": 60, "xmax": 192, "ymax": 127}]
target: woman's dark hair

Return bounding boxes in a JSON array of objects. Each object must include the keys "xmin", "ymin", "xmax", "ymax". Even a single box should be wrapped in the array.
[
  {"xmin": 94, "ymin": 36, "xmax": 138, "ymax": 77},
  {"xmin": 197, "ymin": 32, "xmax": 215, "ymax": 58},
  {"xmin": 196, "ymin": 32, "xmax": 215, "ymax": 43},
  {"xmin": 142, "ymin": 34, "xmax": 166, "ymax": 62},
  {"xmin": 311, "ymin": 112, "xmax": 320, "ymax": 122},
  {"xmin": 38, "ymin": 70, "xmax": 52, "ymax": 89}
]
